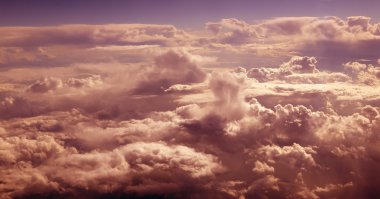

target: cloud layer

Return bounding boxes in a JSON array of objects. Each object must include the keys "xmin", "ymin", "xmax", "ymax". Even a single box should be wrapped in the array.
[{"xmin": 1, "ymin": 16, "xmax": 380, "ymax": 199}]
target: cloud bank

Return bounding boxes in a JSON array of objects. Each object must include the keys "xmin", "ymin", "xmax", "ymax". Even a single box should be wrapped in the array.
[{"xmin": 0, "ymin": 16, "xmax": 380, "ymax": 199}]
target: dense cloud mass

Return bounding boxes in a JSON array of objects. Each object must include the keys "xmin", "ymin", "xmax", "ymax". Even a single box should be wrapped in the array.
[{"xmin": 1, "ymin": 16, "xmax": 380, "ymax": 199}]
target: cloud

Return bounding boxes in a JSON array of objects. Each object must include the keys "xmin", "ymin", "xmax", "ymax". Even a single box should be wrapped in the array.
[
  {"xmin": 0, "ymin": 24, "xmax": 189, "ymax": 48},
  {"xmin": 2, "ymin": 78, "xmax": 380, "ymax": 198},
  {"xmin": 0, "ymin": 24, "xmax": 191, "ymax": 67},
  {"xmin": 281, "ymin": 72, "xmax": 351, "ymax": 84},
  {"xmin": 252, "ymin": 161, "xmax": 274, "ymax": 175},
  {"xmin": 133, "ymin": 50, "xmax": 207, "ymax": 94},
  {"xmin": 280, "ymin": 56, "xmax": 319, "ymax": 73},
  {"xmin": 26, "ymin": 75, "xmax": 104, "ymax": 93},
  {"xmin": 203, "ymin": 16, "xmax": 380, "ymax": 69},
  {"xmin": 27, "ymin": 77, "xmax": 63, "ymax": 93},
  {"xmin": 0, "ymin": 96, "xmax": 48, "ymax": 119},
  {"xmin": 1, "ymin": 17, "xmax": 380, "ymax": 199},
  {"xmin": 2, "ymin": 16, "xmax": 379, "ymax": 70},
  {"xmin": 0, "ymin": 135, "xmax": 65, "ymax": 166},
  {"xmin": 347, "ymin": 16, "xmax": 371, "ymax": 31},
  {"xmin": 343, "ymin": 61, "xmax": 380, "ymax": 85},
  {"xmin": 245, "ymin": 56, "xmax": 350, "ymax": 84},
  {"xmin": 0, "ymin": 47, "xmax": 54, "ymax": 67},
  {"xmin": 206, "ymin": 18, "xmax": 258, "ymax": 45},
  {"xmin": 209, "ymin": 72, "xmax": 249, "ymax": 120},
  {"xmin": 343, "ymin": 61, "xmax": 367, "ymax": 73},
  {"xmin": 254, "ymin": 144, "xmax": 317, "ymax": 169},
  {"xmin": 1, "ymin": 141, "xmax": 224, "ymax": 198},
  {"xmin": 66, "ymin": 75, "xmax": 103, "ymax": 88}
]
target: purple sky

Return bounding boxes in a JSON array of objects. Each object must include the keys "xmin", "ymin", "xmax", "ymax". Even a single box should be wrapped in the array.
[{"xmin": 1, "ymin": 0, "xmax": 380, "ymax": 28}]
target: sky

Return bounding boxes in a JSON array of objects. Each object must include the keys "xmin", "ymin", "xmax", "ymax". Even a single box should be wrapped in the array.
[
  {"xmin": 1, "ymin": 0, "xmax": 380, "ymax": 28},
  {"xmin": 1, "ymin": 1, "xmax": 380, "ymax": 199}
]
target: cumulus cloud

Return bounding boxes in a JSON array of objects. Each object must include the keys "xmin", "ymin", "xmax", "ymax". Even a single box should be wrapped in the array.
[
  {"xmin": 164, "ymin": 84, "xmax": 197, "ymax": 93},
  {"xmin": 206, "ymin": 18, "xmax": 259, "ymax": 45},
  {"xmin": 280, "ymin": 56, "xmax": 319, "ymax": 73},
  {"xmin": 1, "ymin": 16, "xmax": 380, "ymax": 199},
  {"xmin": 245, "ymin": 56, "xmax": 350, "ymax": 84},
  {"xmin": 209, "ymin": 72, "xmax": 248, "ymax": 120},
  {"xmin": 2, "ymin": 16, "xmax": 380, "ymax": 70},
  {"xmin": 0, "ymin": 139, "xmax": 224, "ymax": 198},
  {"xmin": 133, "ymin": 50, "xmax": 207, "ymax": 94},
  {"xmin": 26, "ymin": 75, "xmax": 104, "ymax": 93},
  {"xmin": 0, "ymin": 96, "xmax": 48, "ymax": 119},
  {"xmin": 2, "ymin": 67, "xmax": 380, "ymax": 198},
  {"xmin": 254, "ymin": 144, "xmax": 317, "ymax": 168},
  {"xmin": 252, "ymin": 161, "xmax": 274, "ymax": 174},
  {"xmin": 347, "ymin": 16, "xmax": 371, "ymax": 31},
  {"xmin": 45, "ymin": 142, "xmax": 224, "ymax": 195},
  {"xmin": 0, "ymin": 24, "xmax": 191, "ymax": 67},
  {"xmin": 203, "ymin": 16, "xmax": 380, "ymax": 69},
  {"xmin": 66, "ymin": 75, "xmax": 103, "ymax": 88},
  {"xmin": 27, "ymin": 77, "xmax": 63, "ymax": 93},
  {"xmin": 343, "ymin": 61, "xmax": 380, "ymax": 85},
  {"xmin": 343, "ymin": 61, "xmax": 367, "ymax": 73}
]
